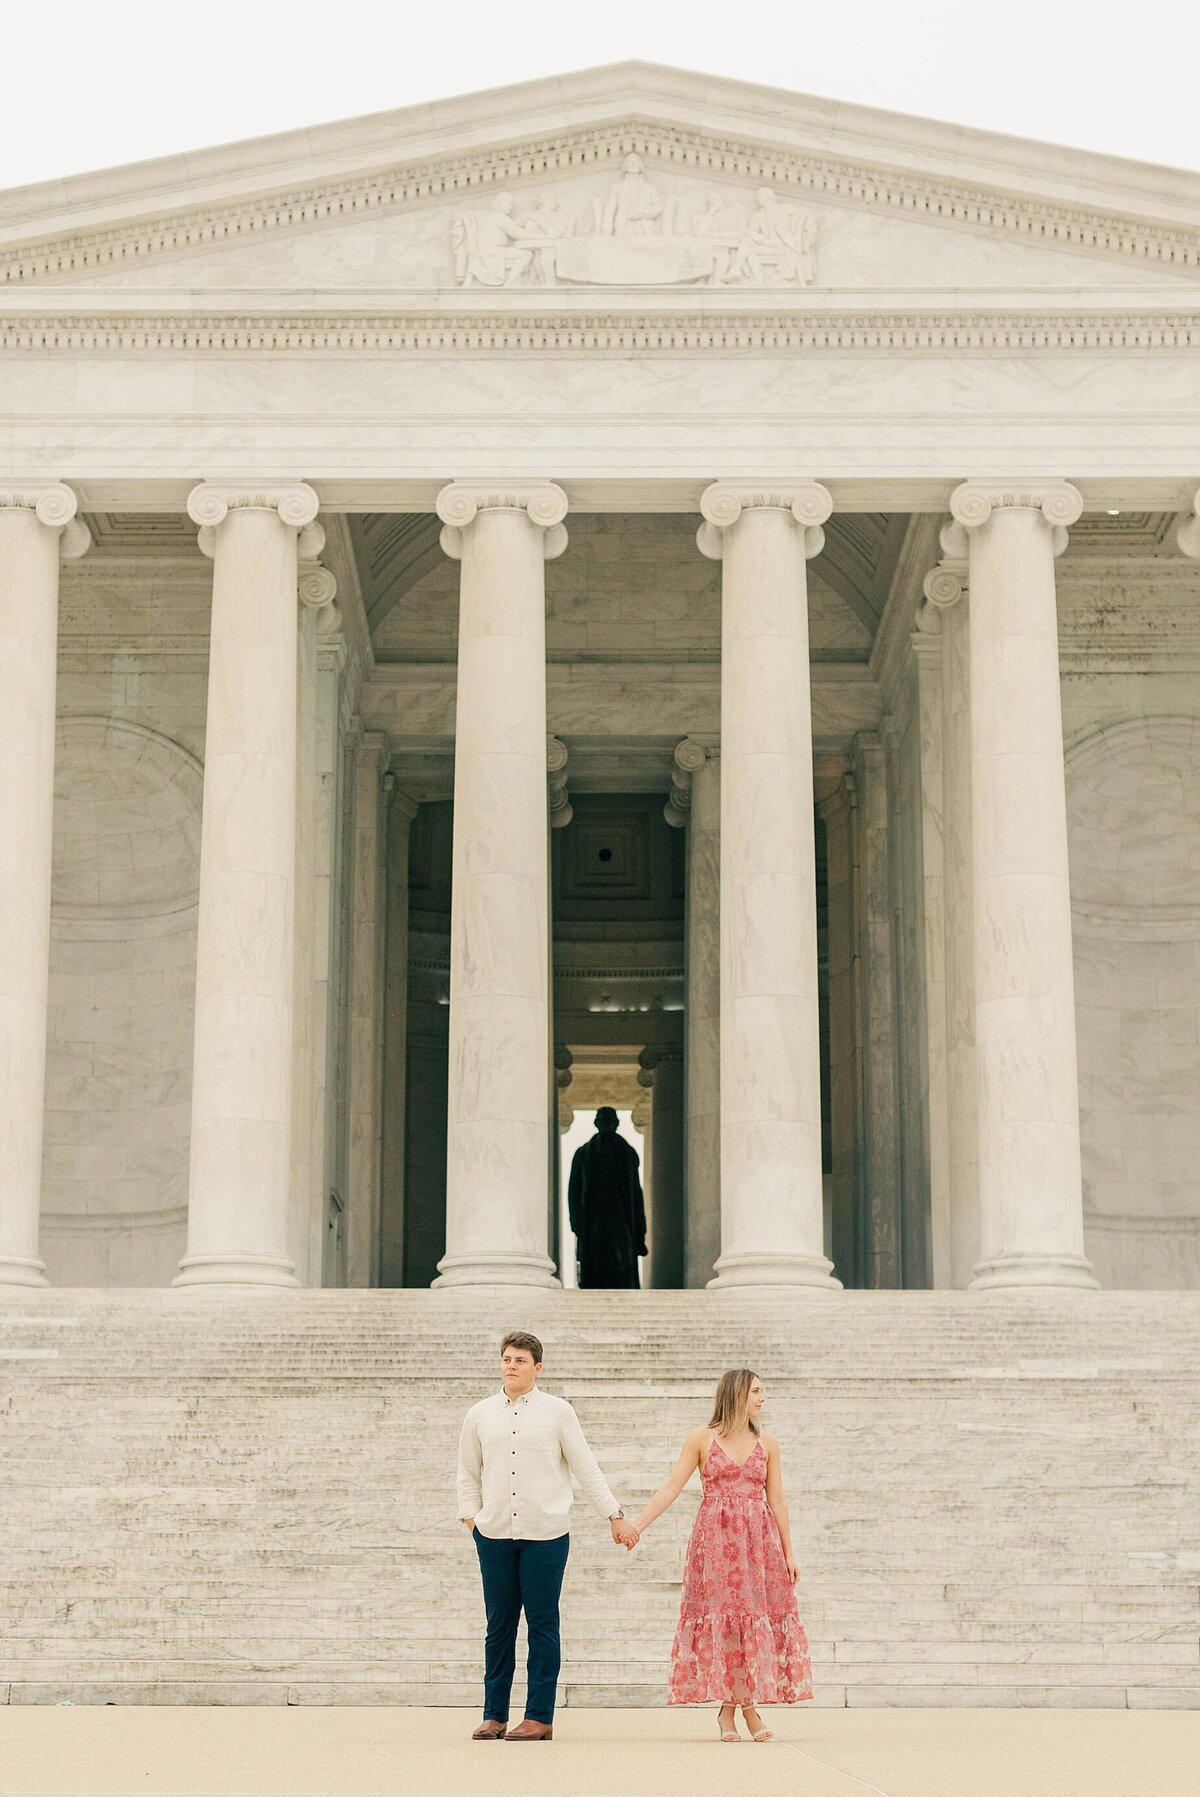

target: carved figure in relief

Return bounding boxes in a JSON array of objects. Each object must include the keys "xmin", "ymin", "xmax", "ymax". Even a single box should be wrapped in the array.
[
  {"xmin": 447, "ymin": 168, "xmax": 818, "ymax": 288},
  {"xmin": 692, "ymin": 193, "xmax": 741, "ymax": 285},
  {"xmin": 520, "ymin": 193, "xmax": 573, "ymax": 285},
  {"xmin": 451, "ymin": 193, "xmax": 534, "ymax": 287},
  {"xmin": 731, "ymin": 189, "xmax": 817, "ymax": 285},
  {"xmin": 600, "ymin": 154, "xmax": 664, "ymax": 238}
]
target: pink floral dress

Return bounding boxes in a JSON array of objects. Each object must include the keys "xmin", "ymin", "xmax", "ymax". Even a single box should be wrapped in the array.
[{"xmin": 668, "ymin": 1435, "xmax": 813, "ymax": 1706}]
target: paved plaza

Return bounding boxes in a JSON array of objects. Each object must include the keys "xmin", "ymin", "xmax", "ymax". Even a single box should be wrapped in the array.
[{"xmin": 4, "ymin": 1706, "xmax": 1200, "ymax": 1797}]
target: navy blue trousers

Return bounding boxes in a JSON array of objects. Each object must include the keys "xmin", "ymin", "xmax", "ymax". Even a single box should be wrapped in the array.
[{"xmin": 473, "ymin": 1529, "xmax": 571, "ymax": 1725}]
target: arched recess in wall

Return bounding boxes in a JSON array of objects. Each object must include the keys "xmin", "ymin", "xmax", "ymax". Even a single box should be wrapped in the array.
[
  {"xmin": 1066, "ymin": 716, "xmax": 1200, "ymax": 1290},
  {"xmin": 41, "ymin": 717, "xmax": 202, "ymax": 1286}
]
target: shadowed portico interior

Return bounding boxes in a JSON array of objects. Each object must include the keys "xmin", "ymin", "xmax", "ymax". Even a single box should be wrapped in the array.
[{"xmin": 32, "ymin": 501, "xmax": 1200, "ymax": 1295}]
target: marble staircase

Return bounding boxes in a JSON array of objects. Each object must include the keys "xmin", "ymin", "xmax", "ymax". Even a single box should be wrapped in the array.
[{"xmin": 2, "ymin": 1289, "xmax": 1199, "ymax": 1709}]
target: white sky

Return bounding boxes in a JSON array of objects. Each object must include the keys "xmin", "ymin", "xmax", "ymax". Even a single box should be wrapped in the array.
[{"xmin": 2, "ymin": 0, "xmax": 1195, "ymax": 194}]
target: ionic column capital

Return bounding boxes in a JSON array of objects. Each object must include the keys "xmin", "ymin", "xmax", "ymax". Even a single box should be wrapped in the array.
[
  {"xmin": 664, "ymin": 736, "xmax": 713, "ymax": 828},
  {"xmin": 436, "ymin": 480, "xmax": 569, "ymax": 562},
  {"xmin": 0, "ymin": 483, "xmax": 91, "ymax": 559},
  {"xmin": 922, "ymin": 517, "xmax": 971, "ymax": 612},
  {"xmin": 547, "ymin": 735, "xmax": 572, "ymax": 828},
  {"xmin": 1177, "ymin": 488, "xmax": 1200, "ymax": 560},
  {"xmin": 697, "ymin": 479, "xmax": 831, "ymax": 562},
  {"xmin": 950, "ymin": 480, "xmax": 1082, "ymax": 556},
  {"xmin": 298, "ymin": 567, "xmax": 338, "ymax": 611},
  {"xmin": 187, "ymin": 482, "xmax": 321, "ymax": 559}
]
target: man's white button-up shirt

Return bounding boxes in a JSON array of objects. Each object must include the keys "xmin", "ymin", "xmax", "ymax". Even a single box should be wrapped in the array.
[{"xmin": 456, "ymin": 1386, "xmax": 621, "ymax": 1541}]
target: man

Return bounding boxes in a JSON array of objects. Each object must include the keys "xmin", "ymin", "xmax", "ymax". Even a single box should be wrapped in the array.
[
  {"xmin": 457, "ymin": 1331, "xmax": 638, "ymax": 1741},
  {"xmin": 568, "ymin": 1106, "xmax": 647, "ymax": 1288},
  {"xmin": 450, "ymin": 192, "xmax": 534, "ymax": 288},
  {"xmin": 600, "ymin": 152, "xmax": 663, "ymax": 238}
]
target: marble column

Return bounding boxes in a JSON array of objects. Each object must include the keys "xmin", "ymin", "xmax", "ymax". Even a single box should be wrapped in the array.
[
  {"xmin": 379, "ymin": 783, "xmax": 418, "ymax": 1289},
  {"xmin": 344, "ymin": 727, "xmax": 390, "ymax": 1289},
  {"xmin": 639, "ymin": 1048, "xmax": 684, "ymax": 1288},
  {"xmin": 817, "ymin": 775, "xmax": 858, "ymax": 1286},
  {"xmin": 923, "ymin": 529, "xmax": 981, "ymax": 1287},
  {"xmin": 433, "ymin": 481, "xmax": 568, "ymax": 1288},
  {"xmin": 311, "ymin": 599, "xmax": 349, "ymax": 1287},
  {"xmin": 0, "ymin": 486, "xmax": 89, "ymax": 1288},
  {"xmin": 289, "ymin": 558, "xmax": 338, "ymax": 1285},
  {"xmin": 666, "ymin": 738, "xmax": 722, "ymax": 1288},
  {"xmin": 851, "ymin": 732, "xmax": 902, "ymax": 1288},
  {"xmin": 698, "ymin": 481, "xmax": 841, "ymax": 1290},
  {"xmin": 910, "ymin": 610, "xmax": 952, "ymax": 1288},
  {"xmin": 949, "ymin": 481, "xmax": 1097, "ymax": 1292},
  {"xmin": 175, "ymin": 482, "xmax": 320, "ymax": 1290}
]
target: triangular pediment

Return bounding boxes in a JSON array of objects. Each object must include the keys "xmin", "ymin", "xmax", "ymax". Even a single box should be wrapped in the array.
[{"xmin": 3, "ymin": 65, "xmax": 1199, "ymax": 306}]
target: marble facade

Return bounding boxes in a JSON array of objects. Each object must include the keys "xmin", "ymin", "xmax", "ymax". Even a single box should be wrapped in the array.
[{"xmin": 1, "ymin": 63, "xmax": 1199, "ymax": 1293}]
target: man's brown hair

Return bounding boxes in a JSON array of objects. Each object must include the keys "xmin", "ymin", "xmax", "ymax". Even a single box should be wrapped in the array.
[{"xmin": 501, "ymin": 1330, "xmax": 544, "ymax": 1364}]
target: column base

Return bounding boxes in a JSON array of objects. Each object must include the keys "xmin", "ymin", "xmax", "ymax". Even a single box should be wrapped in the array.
[
  {"xmin": 707, "ymin": 1252, "xmax": 843, "ymax": 1292},
  {"xmin": 432, "ymin": 1251, "xmax": 561, "ymax": 1290},
  {"xmin": 0, "ymin": 1254, "xmax": 48, "ymax": 1288},
  {"xmin": 970, "ymin": 1252, "xmax": 1099, "ymax": 1293},
  {"xmin": 173, "ymin": 1252, "xmax": 300, "ymax": 1291}
]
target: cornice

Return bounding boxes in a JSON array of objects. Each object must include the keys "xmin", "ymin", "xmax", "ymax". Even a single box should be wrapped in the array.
[
  {"xmin": 5, "ymin": 122, "xmax": 1200, "ymax": 290},
  {"xmin": 5, "ymin": 307, "xmax": 1200, "ymax": 355}
]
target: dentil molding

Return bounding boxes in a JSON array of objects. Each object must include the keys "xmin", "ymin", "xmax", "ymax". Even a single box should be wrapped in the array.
[
  {"xmin": 4, "ymin": 309, "xmax": 1199, "ymax": 355},
  {"xmin": 5, "ymin": 123, "xmax": 1200, "ymax": 288}
]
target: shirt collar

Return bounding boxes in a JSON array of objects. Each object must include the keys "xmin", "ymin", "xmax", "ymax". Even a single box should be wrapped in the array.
[{"xmin": 502, "ymin": 1385, "xmax": 537, "ymax": 1407}]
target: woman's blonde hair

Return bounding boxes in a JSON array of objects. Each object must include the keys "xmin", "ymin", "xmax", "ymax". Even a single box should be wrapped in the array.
[{"xmin": 709, "ymin": 1368, "xmax": 761, "ymax": 1438}]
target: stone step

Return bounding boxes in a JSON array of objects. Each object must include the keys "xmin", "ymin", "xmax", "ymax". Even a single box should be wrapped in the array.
[{"xmin": 5, "ymin": 1288, "xmax": 1199, "ymax": 1707}]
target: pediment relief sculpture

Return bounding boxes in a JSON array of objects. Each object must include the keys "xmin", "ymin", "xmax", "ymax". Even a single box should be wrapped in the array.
[{"xmin": 451, "ymin": 158, "xmax": 817, "ymax": 288}]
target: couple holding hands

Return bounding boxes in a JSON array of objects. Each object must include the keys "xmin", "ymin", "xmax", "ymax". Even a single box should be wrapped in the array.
[{"xmin": 456, "ymin": 1330, "xmax": 813, "ymax": 1743}]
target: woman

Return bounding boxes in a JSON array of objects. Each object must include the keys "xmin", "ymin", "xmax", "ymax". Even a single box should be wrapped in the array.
[{"xmin": 632, "ymin": 1369, "xmax": 812, "ymax": 1741}]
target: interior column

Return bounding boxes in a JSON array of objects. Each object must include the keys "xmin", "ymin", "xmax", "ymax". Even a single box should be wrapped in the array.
[
  {"xmin": 667, "ymin": 737, "xmax": 722, "ymax": 1287},
  {"xmin": 638, "ymin": 1048, "xmax": 684, "ymax": 1288},
  {"xmin": 380, "ymin": 782, "xmax": 418, "ymax": 1288},
  {"xmin": 949, "ymin": 481, "xmax": 1097, "ymax": 1291},
  {"xmin": 433, "ymin": 481, "xmax": 567, "ymax": 1287},
  {"xmin": 923, "ymin": 526, "xmax": 981, "ymax": 1287},
  {"xmin": 0, "ymin": 486, "xmax": 89, "ymax": 1287},
  {"xmin": 175, "ymin": 483, "xmax": 320, "ymax": 1290},
  {"xmin": 698, "ymin": 481, "xmax": 841, "ymax": 1291}
]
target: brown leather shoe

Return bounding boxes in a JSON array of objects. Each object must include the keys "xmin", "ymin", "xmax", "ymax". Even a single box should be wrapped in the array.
[
  {"xmin": 472, "ymin": 1720, "xmax": 507, "ymax": 1740},
  {"xmin": 504, "ymin": 1719, "xmax": 553, "ymax": 1741}
]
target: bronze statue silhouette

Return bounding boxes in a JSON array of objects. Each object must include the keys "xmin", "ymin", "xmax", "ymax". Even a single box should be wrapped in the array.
[{"xmin": 568, "ymin": 1107, "xmax": 648, "ymax": 1289}]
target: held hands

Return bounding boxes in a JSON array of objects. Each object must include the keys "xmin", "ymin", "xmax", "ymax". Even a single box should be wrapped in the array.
[{"xmin": 610, "ymin": 1517, "xmax": 640, "ymax": 1551}]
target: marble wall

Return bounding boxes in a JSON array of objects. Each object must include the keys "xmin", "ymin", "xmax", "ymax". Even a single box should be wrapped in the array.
[
  {"xmin": 1064, "ymin": 705, "xmax": 1200, "ymax": 1288},
  {"xmin": 43, "ymin": 551, "xmax": 209, "ymax": 1285}
]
